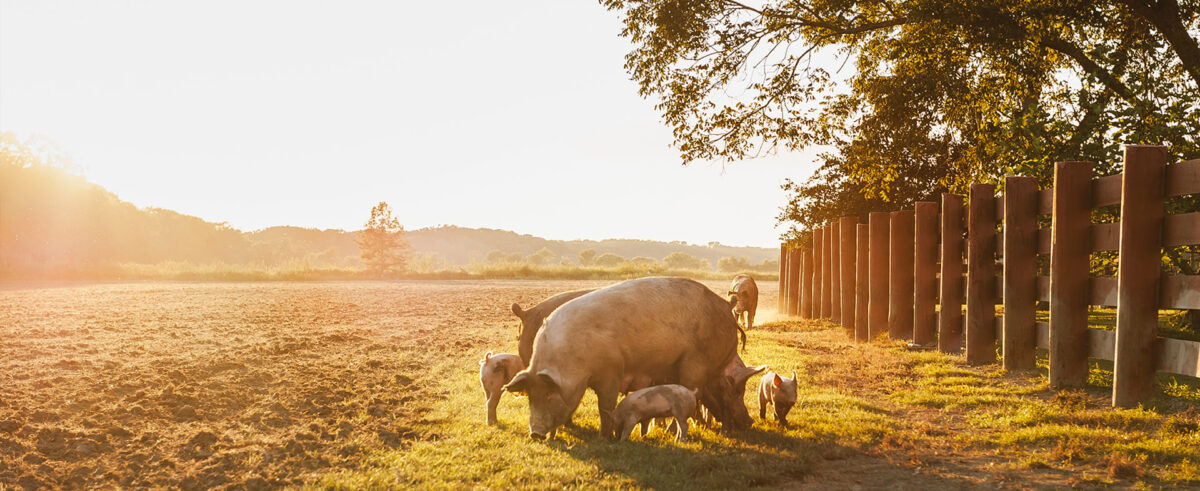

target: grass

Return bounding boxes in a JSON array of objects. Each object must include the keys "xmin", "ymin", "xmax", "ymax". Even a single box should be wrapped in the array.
[
  {"xmin": 315, "ymin": 310, "xmax": 1200, "ymax": 488},
  {"xmin": 315, "ymin": 323, "xmax": 846, "ymax": 489}
]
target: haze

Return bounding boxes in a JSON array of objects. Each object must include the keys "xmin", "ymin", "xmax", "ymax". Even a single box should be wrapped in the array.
[{"xmin": 0, "ymin": 0, "xmax": 819, "ymax": 248}]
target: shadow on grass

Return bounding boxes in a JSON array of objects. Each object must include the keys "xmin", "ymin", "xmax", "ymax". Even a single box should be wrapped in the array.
[{"xmin": 538, "ymin": 422, "xmax": 981, "ymax": 490}]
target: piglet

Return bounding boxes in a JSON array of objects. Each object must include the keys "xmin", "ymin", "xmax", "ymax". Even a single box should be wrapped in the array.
[
  {"xmin": 758, "ymin": 371, "xmax": 798, "ymax": 427},
  {"xmin": 479, "ymin": 351, "xmax": 523, "ymax": 425},
  {"xmin": 615, "ymin": 384, "xmax": 699, "ymax": 442}
]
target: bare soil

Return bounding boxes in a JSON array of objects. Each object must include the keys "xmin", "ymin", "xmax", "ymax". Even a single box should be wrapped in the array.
[{"xmin": 0, "ymin": 280, "xmax": 610, "ymax": 489}]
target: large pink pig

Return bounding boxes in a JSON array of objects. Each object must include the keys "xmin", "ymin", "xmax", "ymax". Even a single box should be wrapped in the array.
[
  {"xmin": 504, "ymin": 277, "xmax": 750, "ymax": 440},
  {"xmin": 511, "ymin": 289, "xmax": 595, "ymax": 366}
]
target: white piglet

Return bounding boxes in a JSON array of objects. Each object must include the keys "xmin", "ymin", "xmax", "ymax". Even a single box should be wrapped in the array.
[
  {"xmin": 479, "ymin": 351, "xmax": 523, "ymax": 425},
  {"xmin": 615, "ymin": 384, "xmax": 699, "ymax": 442},
  {"xmin": 758, "ymin": 371, "xmax": 798, "ymax": 427}
]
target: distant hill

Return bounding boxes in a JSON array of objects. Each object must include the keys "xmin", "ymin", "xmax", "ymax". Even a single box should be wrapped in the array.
[
  {"xmin": 248, "ymin": 225, "xmax": 776, "ymax": 269},
  {"xmin": 1, "ymin": 146, "xmax": 776, "ymax": 277}
]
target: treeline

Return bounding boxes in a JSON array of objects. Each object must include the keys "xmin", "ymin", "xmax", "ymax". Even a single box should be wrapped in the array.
[
  {"xmin": 481, "ymin": 247, "xmax": 777, "ymax": 273},
  {"xmin": 0, "ymin": 134, "xmax": 776, "ymax": 280}
]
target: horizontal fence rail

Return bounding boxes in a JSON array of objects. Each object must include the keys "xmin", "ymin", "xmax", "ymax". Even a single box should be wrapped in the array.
[{"xmin": 778, "ymin": 146, "xmax": 1200, "ymax": 407}]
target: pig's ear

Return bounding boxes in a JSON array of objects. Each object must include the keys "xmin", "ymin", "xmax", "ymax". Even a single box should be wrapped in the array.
[
  {"xmin": 504, "ymin": 370, "xmax": 533, "ymax": 394},
  {"xmin": 772, "ymin": 374, "xmax": 782, "ymax": 387},
  {"xmin": 734, "ymin": 364, "xmax": 769, "ymax": 385},
  {"xmin": 792, "ymin": 371, "xmax": 797, "ymax": 382},
  {"xmin": 511, "ymin": 303, "xmax": 524, "ymax": 318},
  {"xmin": 536, "ymin": 369, "xmax": 561, "ymax": 394}
]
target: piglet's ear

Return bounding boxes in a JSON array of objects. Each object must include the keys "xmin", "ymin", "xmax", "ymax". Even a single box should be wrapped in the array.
[
  {"xmin": 773, "ymin": 374, "xmax": 782, "ymax": 387},
  {"xmin": 504, "ymin": 370, "xmax": 533, "ymax": 394},
  {"xmin": 511, "ymin": 303, "xmax": 524, "ymax": 318}
]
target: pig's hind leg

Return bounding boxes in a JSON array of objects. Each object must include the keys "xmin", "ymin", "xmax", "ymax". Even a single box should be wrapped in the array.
[
  {"xmin": 485, "ymin": 384, "xmax": 502, "ymax": 425},
  {"xmin": 672, "ymin": 410, "xmax": 691, "ymax": 442}
]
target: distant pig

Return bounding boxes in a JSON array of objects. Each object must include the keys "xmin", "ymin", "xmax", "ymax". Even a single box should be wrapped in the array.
[
  {"xmin": 758, "ymin": 371, "xmax": 798, "ymax": 426},
  {"xmin": 615, "ymin": 384, "xmax": 699, "ymax": 442},
  {"xmin": 728, "ymin": 274, "xmax": 759, "ymax": 330},
  {"xmin": 479, "ymin": 351, "xmax": 523, "ymax": 425}
]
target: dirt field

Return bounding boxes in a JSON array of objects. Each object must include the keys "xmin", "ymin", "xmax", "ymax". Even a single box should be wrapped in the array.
[
  {"xmin": 1, "ymin": 280, "xmax": 1198, "ymax": 489},
  {"xmin": 0, "ymin": 280, "xmax": 603, "ymax": 489}
]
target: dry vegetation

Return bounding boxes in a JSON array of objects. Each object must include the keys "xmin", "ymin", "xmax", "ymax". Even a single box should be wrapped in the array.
[{"xmin": 1, "ymin": 280, "xmax": 1198, "ymax": 489}]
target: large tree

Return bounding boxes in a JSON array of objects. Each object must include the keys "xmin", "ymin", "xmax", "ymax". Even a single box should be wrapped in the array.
[
  {"xmin": 603, "ymin": 0, "xmax": 1200, "ymax": 233},
  {"xmin": 357, "ymin": 202, "xmax": 412, "ymax": 277}
]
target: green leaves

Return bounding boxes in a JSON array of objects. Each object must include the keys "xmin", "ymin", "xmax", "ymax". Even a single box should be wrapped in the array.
[{"xmin": 605, "ymin": 0, "xmax": 1199, "ymax": 236}]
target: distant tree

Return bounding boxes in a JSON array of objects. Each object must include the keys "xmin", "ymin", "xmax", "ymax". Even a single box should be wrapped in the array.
[
  {"xmin": 356, "ymin": 202, "xmax": 411, "ymax": 276},
  {"xmin": 717, "ymin": 256, "xmax": 751, "ymax": 273},
  {"xmin": 754, "ymin": 258, "xmax": 780, "ymax": 272},
  {"xmin": 526, "ymin": 247, "xmax": 556, "ymax": 266},
  {"xmin": 663, "ymin": 251, "xmax": 706, "ymax": 270},
  {"xmin": 631, "ymin": 256, "xmax": 657, "ymax": 268},
  {"xmin": 595, "ymin": 253, "xmax": 626, "ymax": 267},
  {"xmin": 485, "ymin": 250, "xmax": 507, "ymax": 264},
  {"xmin": 578, "ymin": 248, "xmax": 597, "ymax": 266},
  {"xmin": 409, "ymin": 252, "xmax": 446, "ymax": 273}
]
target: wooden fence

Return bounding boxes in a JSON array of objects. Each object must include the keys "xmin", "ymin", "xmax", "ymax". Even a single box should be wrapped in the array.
[{"xmin": 777, "ymin": 145, "xmax": 1200, "ymax": 407}]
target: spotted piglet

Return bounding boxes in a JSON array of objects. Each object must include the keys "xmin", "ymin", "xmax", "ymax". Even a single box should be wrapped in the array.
[
  {"xmin": 758, "ymin": 371, "xmax": 798, "ymax": 427},
  {"xmin": 615, "ymin": 384, "xmax": 699, "ymax": 442},
  {"xmin": 479, "ymin": 351, "xmax": 523, "ymax": 425}
]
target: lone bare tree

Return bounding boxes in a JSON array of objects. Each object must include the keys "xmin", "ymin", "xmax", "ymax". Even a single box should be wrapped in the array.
[{"xmin": 356, "ymin": 202, "xmax": 411, "ymax": 277}]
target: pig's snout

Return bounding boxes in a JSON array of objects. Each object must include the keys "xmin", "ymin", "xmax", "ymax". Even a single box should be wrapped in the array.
[{"xmin": 529, "ymin": 431, "xmax": 547, "ymax": 441}]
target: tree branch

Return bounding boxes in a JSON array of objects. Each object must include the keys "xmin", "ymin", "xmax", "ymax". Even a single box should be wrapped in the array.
[
  {"xmin": 1039, "ymin": 37, "xmax": 1138, "ymax": 104},
  {"xmin": 1117, "ymin": 0, "xmax": 1200, "ymax": 89}
]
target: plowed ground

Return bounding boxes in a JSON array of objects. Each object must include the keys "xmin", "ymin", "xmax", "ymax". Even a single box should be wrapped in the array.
[{"xmin": 0, "ymin": 280, "xmax": 612, "ymax": 489}]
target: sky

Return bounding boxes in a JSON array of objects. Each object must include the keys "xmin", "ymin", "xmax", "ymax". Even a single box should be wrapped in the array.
[{"xmin": 0, "ymin": 0, "xmax": 823, "ymax": 248}]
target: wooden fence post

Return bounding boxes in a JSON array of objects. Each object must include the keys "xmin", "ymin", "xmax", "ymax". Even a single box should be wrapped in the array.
[
  {"xmin": 1113, "ymin": 145, "xmax": 1167, "ymax": 408},
  {"xmin": 1049, "ymin": 162, "xmax": 1093, "ymax": 387},
  {"xmin": 1004, "ymin": 176, "xmax": 1039, "ymax": 370},
  {"xmin": 822, "ymin": 225, "xmax": 833, "ymax": 319},
  {"xmin": 840, "ymin": 217, "xmax": 858, "ymax": 334},
  {"xmin": 856, "ymin": 223, "xmax": 870, "ymax": 342},
  {"xmin": 778, "ymin": 243, "xmax": 788, "ymax": 313},
  {"xmin": 914, "ymin": 202, "xmax": 938, "ymax": 345},
  {"xmin": 967, "ymin": 184, "xmax": 998, "ymax": 365},
  {"xmin": 889, "ymin": 210, "xmax": 915, "ymax": 340},
  {"xmin": 814, "ymin": 228, "xmax": 824, "ymax": 318},
  {"xmin": 939, "ymin": 193, "xmax": 966, "ymax": 353},
  {"xmin": 869, "ymin": 212, "xmax": 890, "ymax": 340},
  {"xmin": 831, "ymin": 222, "xmax": 842, "ymax": 323},
  {"xmin": 794, "ymin": 249, "xmax": 804, "ymax": 316},
  {"xmin": 802, "ymin": 240, "xmax": 814, "ymax": 319},
  {"xmin": 787, "ymin": 245, "xmax": 802, "ymax": 317}
]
